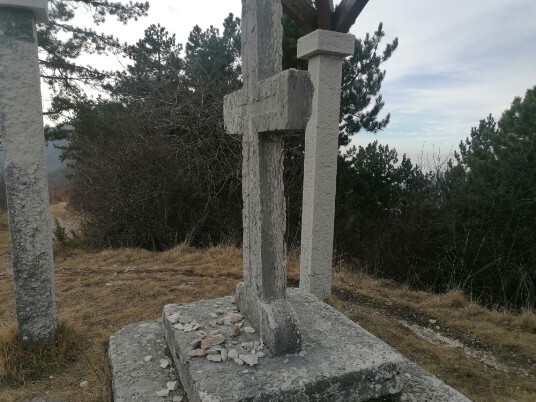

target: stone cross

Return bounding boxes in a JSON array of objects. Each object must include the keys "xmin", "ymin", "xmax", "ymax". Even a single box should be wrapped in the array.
[
  {"xmin": 223, "ymin": 0, "xmax": 313, "ymax": 355},
  {"xmin": 0, "ymin": 0, "xmax": 57, "ymax": 347}
]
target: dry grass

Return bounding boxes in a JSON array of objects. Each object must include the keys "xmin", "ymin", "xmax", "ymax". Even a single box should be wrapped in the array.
[
  {"xmin": 0, "ymin": 319, "xmax": 83, "ymax": 388},
  {"xmin": 0, "ymin": 207, "xmax": 534, "ymax": 401}
]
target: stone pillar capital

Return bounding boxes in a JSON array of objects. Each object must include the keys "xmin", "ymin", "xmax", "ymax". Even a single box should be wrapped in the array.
[
  {"xmin": 0, "ymin": 0, "xmax": 48, "ymax": 23},
  {"xmin": 297, "ymin": 29, "xmax": 355, "ymax": 59}
]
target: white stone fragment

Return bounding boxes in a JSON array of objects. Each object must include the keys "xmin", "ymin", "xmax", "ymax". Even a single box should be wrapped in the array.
[
  {"xmin": 189, "ymin": 349, "xmax": 207, "ymax": 357},
  {"xmin": 167, "ymin": 381, "xmax": 178, "ymax": 391},
  {"xmin": 228, "ymin": 349, "xmax": 239, "ymax": 359},
  {"xmin": 243, "ymin": 327, "xmax": 255, "ymax": 334},
  {"xmin": 144, "ymin": 355, "xmax": 153, "ymax": 362},
  {"xmin": 159, "ymin": 359, "xmax": 170, "ymax": 369},
  {"xmin": 201, "ymin": 334, "xmax": 225, "ymax": 349},
  {"xmin": 221, "ymin": 349, "xmax": 228, "ymax": 361},
  {"xmin": 79, "ymin": 380, "xmax": 89, "ymax": 388},
  {"xmin": 207, "ymin": 354, "xmax": 222, "ymax": 362},
  {"xmin": 178, "ymin": 315, "xmax": 193, "ymax": 324},
  {"xmin": 240, "ymin": 354, "xmax": 259, "ymax": 366},
  {"xmin": 156, "ymin": 389, "xmax": 170, "ymax": 397},
  {"xmin": 167, "ymin": 312, "xmax": 181, "ymax": 323},
  {"xmin": 234, "ymin": 358, "xmax": 244, "ymax": 366},
  {"xmin": 173, "ymin": 324, "xmax": 185, "ymax": 331},
  {"xmin": 256, "ymin": 352, "xmax": 266, "ymax": 358},
  {"xmin": 173, "ymin": 397, "xmax": 183, "ymax": 402}
]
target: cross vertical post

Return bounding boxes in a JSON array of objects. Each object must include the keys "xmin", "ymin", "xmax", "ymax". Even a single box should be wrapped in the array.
[
  {"xmin": 223, "ymin": 0, "xmax": 313, "ymax": 355},
  {"xmin": 0, "ymin": 0, "xmax": 57, "ymax": 347},
  {"xmin": 297, "ymin": 30, "xmax": 355, "ymax": 300}
]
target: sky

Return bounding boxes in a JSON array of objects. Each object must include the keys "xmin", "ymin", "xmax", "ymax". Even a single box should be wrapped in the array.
[{"xmin": 68, "ymin": 0, "xmax": 536, "ymax": 164}]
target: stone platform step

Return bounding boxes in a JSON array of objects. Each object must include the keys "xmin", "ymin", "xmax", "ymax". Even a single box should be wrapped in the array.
[
  {"xmin": 108, "ymin": 321, "xmax": 185, "ymax": 401},
  {"xmin": 161, "ymin": 289, "xmax": 471, "ymax": 402},
  {"xmin": 109, "ymin": 296, "xmax": 470, "ymax": 402}
]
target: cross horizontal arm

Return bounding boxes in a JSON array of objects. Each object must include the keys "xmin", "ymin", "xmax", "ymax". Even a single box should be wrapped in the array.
[
  {"xmin": 333, "ymin": 0, "xmax": 369, "ymax": 33},
  {"xmin": 282, "ymin": 0, "xmax": 317, "ymax": 34},
  {"xmin": 223, "ymin": 69, "xmax": 313, "ymax": 135}
]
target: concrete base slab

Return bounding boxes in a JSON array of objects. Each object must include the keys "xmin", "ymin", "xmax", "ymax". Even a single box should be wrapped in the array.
[
  {"xmin": 163, "ymin": 289, "xmax": 407, "ymax": 401},
  {"xmin": 109, "ymin": 294, "xmax": 470, "ymax": 402},
  {"xmin": 109, "ymin": 321, "xmax": 185, "ymax": 402}
]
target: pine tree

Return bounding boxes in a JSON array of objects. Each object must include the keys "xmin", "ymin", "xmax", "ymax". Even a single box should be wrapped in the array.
[{"xmin": 40, "ymin": 0, "xmax": 149, "ymax": 118}]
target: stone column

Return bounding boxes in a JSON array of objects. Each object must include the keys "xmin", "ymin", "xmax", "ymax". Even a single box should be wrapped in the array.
[
  {"xmin": 0, "ymin": 0, "xmax": 56, "ymax": 347},
  {"xmin": 297, "ymin": 29, "xmax": 355, "ymax": 300}
]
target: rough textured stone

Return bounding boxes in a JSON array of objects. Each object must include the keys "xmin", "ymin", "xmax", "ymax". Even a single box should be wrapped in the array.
[
  {"xmin": 163, "ymin": 291, "xmax": 470, "ymax": 401},
  {"xmin": 297, "ymin": 29, "xmax": 356, "ymax": 301},
  {"xmin": 0, "ymin": 6, "xmax": 56, "ymax": 347},
  {"xmin": 109, "ymin": 321, "xmax": 181, "ymax": 402},
  {"xmin": 0, "ymin": 0, "xmax": 48, "ymax": 23},
  {"xmin": 164, "ymin": 290, "xmax": 406, "ymax": 401},
  {"xmin": 223, "ymin": 0, "xmax": 313, "ymax": 356}
]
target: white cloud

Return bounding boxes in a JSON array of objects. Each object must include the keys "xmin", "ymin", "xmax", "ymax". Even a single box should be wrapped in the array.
[{"xmin": 56, "ymin": 0, "xmax": 536, "ymax": 160}]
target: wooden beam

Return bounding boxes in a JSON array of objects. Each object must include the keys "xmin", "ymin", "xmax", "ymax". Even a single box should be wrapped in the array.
[
  {"xmin": 282, "ymin": 0, "xmax": 318, "ymax": 34},
  {"xmin": 333, "ymin": 0, "xmax": 369, "ymax": 33},
  {"xmin": 315, "ymin": 0, "xmax": 334, "ymax": 30}
]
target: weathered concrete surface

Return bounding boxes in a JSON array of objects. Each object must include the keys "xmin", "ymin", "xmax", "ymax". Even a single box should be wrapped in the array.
[
  {"xmin": 0, "ymin": 7, "xmax": 56, "ymax": 347},
  {"xmin": 399, "ymin": 361, "xmax": 471, "ymax": 401},
  {"xmin": 223, "ymin": 68, "xmax": 312, "ymax": 135},
  {"xmin": 223, "ymin": 0, "xmax": 312, "ymax": 355},
  {"xmin": 163, "ymin": 289, "xmax": 408, "ymax": 401},
  {"xmin": 109, "ymin": 321, "xmax": 183, "ymax": 402},
  {"xmin": 298, "ymin": 30, "xmax": 355, "ymax": 301},
  {"xmin": 0, "ymin": 0, "xmax": 48, "ymax": 23}
]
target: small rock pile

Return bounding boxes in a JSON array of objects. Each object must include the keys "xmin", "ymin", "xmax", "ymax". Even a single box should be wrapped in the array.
[{"xmin": 166, "ymin": 299, "xmax": 267, "ymax": 367}]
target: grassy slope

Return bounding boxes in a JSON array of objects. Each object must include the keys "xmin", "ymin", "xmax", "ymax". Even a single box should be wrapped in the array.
[{"xmin": 0, "ymin": 210, "xmax": 534, "ymax": 402}]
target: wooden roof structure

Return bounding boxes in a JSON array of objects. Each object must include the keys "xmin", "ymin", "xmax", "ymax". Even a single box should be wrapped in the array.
[{"xmin": 282, "ymin": 0, "xmax": 369, "ymax": 34}]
